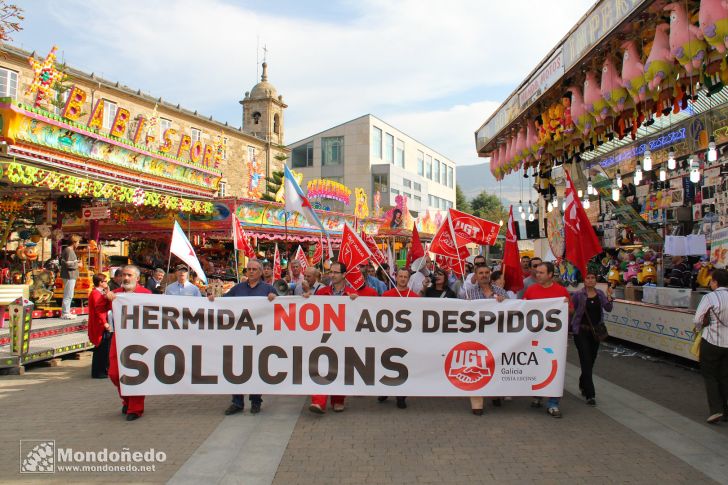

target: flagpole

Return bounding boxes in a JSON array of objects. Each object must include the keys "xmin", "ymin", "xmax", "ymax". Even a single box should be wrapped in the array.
[{"xmin": 232, "ymin": 208, "xmax": 240, "ymax": 284}]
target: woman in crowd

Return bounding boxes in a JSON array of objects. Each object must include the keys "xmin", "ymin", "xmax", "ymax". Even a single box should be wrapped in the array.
[
  {"xmin": 570, "ymin": 271, "xmax": 613, "ymax": 406},
  {"xmin": 693, "ymin": 269, "xmax": 728, "ymax": 424},
  {"xmin": 421, "ymin": 268, "xmax": 456, "ymax": 298}
]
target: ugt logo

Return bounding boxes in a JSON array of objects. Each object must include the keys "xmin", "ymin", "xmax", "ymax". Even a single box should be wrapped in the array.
[{"xmin": 444, "ymin": 341, "xmax": 495, "ymax": 391}]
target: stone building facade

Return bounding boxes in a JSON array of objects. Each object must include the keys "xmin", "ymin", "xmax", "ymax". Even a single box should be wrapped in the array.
[{"xmin": 0, "ymin": 44, "xmax": 288, "ymax": 199}]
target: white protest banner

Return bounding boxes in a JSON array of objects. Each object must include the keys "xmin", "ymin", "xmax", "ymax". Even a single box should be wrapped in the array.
[{"xmin": 113, "ymin": 294, "xmax": 568, "ymax": 397}]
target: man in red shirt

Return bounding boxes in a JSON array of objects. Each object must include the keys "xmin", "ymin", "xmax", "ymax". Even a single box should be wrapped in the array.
[
  {"xmin": 106, "ymin": 265, "xmax": 152, "ymax": 421},
  {"xmin": 523, "ymin": 261, "xmax": 573, "ymax": 418},
  {"xmin": 382, "ymin": 268, "xmax": 420, "ymax": 298},
  {"xmin": 380, "ymin": 268, "xmax": 418, "ymax": 408},
  {"xmin": 308, "ymin": 262, "xmax": 357, "ymax": 414}
]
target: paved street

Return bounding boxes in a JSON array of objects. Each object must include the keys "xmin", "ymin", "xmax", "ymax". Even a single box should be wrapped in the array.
[{"xmin": 0, "ymin": 340, "xmax": 726, "ymax": 484}]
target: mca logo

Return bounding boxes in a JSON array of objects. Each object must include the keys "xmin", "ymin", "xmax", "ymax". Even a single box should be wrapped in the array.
[
  {"xmin": 20, "ymin": 440, "xmax": 55, "ymax": 474},
  {"xmin": 530, "ymin": 340, "xmax": 558, "ymax": 391},
  {"xmin": 444, "ymin": 341, "xmax": 495, "ymax": 391}
]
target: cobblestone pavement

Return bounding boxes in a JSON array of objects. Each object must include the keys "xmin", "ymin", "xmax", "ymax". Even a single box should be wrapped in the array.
[{"xmin": 0, "ymin": 339, "xmax": 726, "ymax": 484}]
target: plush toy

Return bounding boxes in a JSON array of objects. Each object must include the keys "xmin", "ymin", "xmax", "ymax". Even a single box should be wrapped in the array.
[
  {"xmin": 566, "ymin": 85, "xmax": 594, "ymax": 141},
  {"xmin": 696, "ymin": 258, "xmax": 713, "ymax": 287},
  {"xmin": 584, "ymin": 70, "xmax": 611, "ymax": 124},
  {"xmin": 645, "ymin": 23, "xmax": 678, "ymax": 115},
  {"xmin": 607, "ymin": 264, "xmax": 622, "ymax": 287},
  {"xmin": 665, "ymin": 2, "xmax": 707, "ymax": 75},
  {"xmin": 623, "ymin": 261, "xmax": 640, "ymax": 284},
  {"xmin": 601, "ymin": 56, "xmax": 630, "ymax": 115},
  {"xmin": 526, "ymin": 118, "xmax": 540, "ymax": 160},
  {"xmin": 638, "ymin": 261, "xmax": 657, "ymax": 284},
  {"xmin": 699, "ymin": 0, "xmax": 728, "ymax": 53},
  {"xmin": 622, "ymin": 40, "xmax": 649, "ymax": 104}
]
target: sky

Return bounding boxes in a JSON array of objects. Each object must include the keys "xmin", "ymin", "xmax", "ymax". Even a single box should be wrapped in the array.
[{"xmin": 12, "ymin": 0, "xmax": 595, "ymax": 203}]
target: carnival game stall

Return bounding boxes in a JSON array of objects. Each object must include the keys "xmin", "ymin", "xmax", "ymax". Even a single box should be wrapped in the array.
[{"xmin": 473, "ymin": 0, "xmax": 728, "ymax": 361}]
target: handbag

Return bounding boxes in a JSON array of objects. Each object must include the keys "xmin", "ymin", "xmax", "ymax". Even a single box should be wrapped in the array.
[
  {"xmin": 583, "ymin": 299, "xmax": 609, "ymax": 342},
  {"xmin": 692, "ymin": 305, "xmax": 724, "ymax": 359}
]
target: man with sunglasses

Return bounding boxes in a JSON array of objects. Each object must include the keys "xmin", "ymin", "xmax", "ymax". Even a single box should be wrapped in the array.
[
  {"xmin": 517, "ymin": 257, "xmax": 542, "ymax": 298},
  {"xmin": 210, "ymin": 258, "xmax": 276, "ymax": 416}
]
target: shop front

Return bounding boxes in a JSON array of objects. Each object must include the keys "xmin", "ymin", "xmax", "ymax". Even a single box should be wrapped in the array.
[{"xmin": 474, "ymin": 0, "xmax": 726, "ymax": 360}]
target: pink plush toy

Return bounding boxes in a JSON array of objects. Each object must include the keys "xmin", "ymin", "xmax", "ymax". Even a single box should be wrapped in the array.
[
  {"xmin": 700, "ymin": 0, "xmax": 728, "ymax": 54},
  {"xmin": 624, "ymin": 261, "xmax": 639, "ymax": 283},
  {"xmin": 526, "ymin": 117, "xmax": 540, "ymax": 158},
  {"xmin": 601, "ymin": 55, "xmax": 630, "ymax": 113},
  {"xmin": 584, "ymin": 70, "xmax": 611, "ymax": 123},
  {"xmin": 665, "ymin": 2, "xmax": 707, "ymax": 74},
  {"xmin": 567, "ymin": 85, "xmax": 595, "ymax": 139},
  {"xmin": 504, "ymin": 135, "xmax": 514, "ymax": 175},
  {"xmin": 645, "ymin": 23, "xmax": 675, "ymax": 91},
  {"xmin": 514, "ymin": 125, "xmax": 527, "ymax": 167},
  {"xmin": 621, "ymin": 40, "xmax": 649, "ymax": 104}
]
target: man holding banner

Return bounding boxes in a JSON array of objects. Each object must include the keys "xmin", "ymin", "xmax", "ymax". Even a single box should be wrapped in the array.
[
  {"xmin": 309, "ymin": 261, "xmax": 357, "ymax": 414},
  {"xmin": 217, "ymin": 259, "xmax": 277, "ymax": 416}
]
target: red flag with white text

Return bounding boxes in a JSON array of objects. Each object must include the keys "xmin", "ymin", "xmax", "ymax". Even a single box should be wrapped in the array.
[
  {"xmin": 294, "ymin": 245, "xmax": 309, "ymax": 271},
  {"xmin": 361, "ymin": 231, "xmax": 386, "ymax": 265},
  {"xmin": 312, "ymin": 237, "xmax": 323, "ymax": 265},
  {"xmin": 502, "ymin": 206, "xmax": 524, "ymax": 292},
  {"xmin": 564, "ymin": 170, "xmax": 602, "ymax": 278},
  {"xmin": 338, "ymin": 223, "xmax": 372, "ymax": 288},
  {"xmin": 449, "ymin": 208, "xmax": 501, "ymax": 246},
  {"xmin": 429, "ymin": 215, "xmax": 469, "ymax": 260},
  {"xmin": 405, "ymin": 223, "xmax": 426, "ymax": 270}
]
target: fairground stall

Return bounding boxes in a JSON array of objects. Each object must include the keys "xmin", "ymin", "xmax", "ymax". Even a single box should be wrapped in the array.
[
  {"xmin": 0, "ymin": 45, "xmax": 219, "ymax": 370},
  {"xmin": 473, "ymin": 0, "xmax": 728, "ymax": 361}
]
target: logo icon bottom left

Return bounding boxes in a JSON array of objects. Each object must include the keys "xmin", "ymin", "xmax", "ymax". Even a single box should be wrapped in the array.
[{"xmin": 20, "ymin": 440, "xmax": 55, "ymax": 474}]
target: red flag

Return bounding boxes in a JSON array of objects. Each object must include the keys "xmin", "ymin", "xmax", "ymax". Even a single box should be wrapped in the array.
[
  {"xmin": 405, "ymin": 223, "xmax": 425, "ymax": 270},
  {"xmin": 430, "ymin": 215, "xmax": 469, "ymax": 260},
  {"xmin": 273, "ymin": 244, "xmax": 282, "ymax": 280},
  {"xmin": 449, "ymin": 208, "xmax": 501, "ymax": 246},
  {"xmin": 502, "ymin": 206, "xmax": 524, "ymax": 292},
  {"xmin": 312, "ymin": 237, "xmax": 323, "ymax": 265},
  {"xmin": 435, "ymin": 254, "xmax": 466, "ymax": 277},
  {"xmin": 564, "ymin": 170, "xmax": 602, "ymax": 278},
  {"xmin": 338, "ymin": 223, "xmax": 372, "ymax": 288},
  {"xmin": 294, "ymin": 245, "xmax": 309, "ymax": 270},
  {"xmin": 361, "ymin": 231, "xmax": 386, "ymax": 265},
  {"xmin": 232, "ymin": 214, "xmax": 255, "ymax": 258}
]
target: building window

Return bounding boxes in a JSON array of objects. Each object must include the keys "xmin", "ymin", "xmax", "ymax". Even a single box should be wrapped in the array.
[
  {"xmin": 54, "ymin": 88, "xmax": 69, "ymax": 115},
  {"xmin": 372, "ymin": 126, "xmax": 382, "ymax": 159},
  {"xmin": 414, "ymin": 195, "xmax": 421, "ymax": 202},
  {"xmin": 218, "ymin": 180, "xmax": 227, "ymax": 197},
  {"xmin": 222, "ymin": 137, "xmax": 228, "ymax": 160},
  {"xmin": 373, "ymin": 173, "xmax": 389, "ymax": 194},
  {"xmin": 425, "ymin": 155, "xmax": 432, "ymax": 179},
  {"xmin": 441, "ymin": 163, "xmax": 448, "ymax": 185},
  {"xmin": 322, "ymin": 136, "xmax": 344, "ymax": 166},
  {"xmin": 248, "ymin": 145, "xmax": 256, "ymax": 163},
  {"xmin": 391, "ymin": 188, "xmax": 400, "ymax": 195},
  {"xmin": 395, "ymin": 139, "xmax": 405, "ymax": 167},
  {"xmin": 447, "ymin": 166, "xmax": 454, "ymax": 188},
  {"xmin": 159, "ymin": 118, "xmax": 172, "ymax": 140},
  {"xmin": 417, "ymin": 150, "xmax": 424, "ymax": 176},
  {"xmin": 428, "ymin": 195, "xmax": 434, "ymax": 207},
  {"xmin": 102, "ymin": 100, "xmax": 117, "ymax": 131},
  {"xmin": 292, "ymin": 142, "xmax": 314, "ymax": 168},
  {"xmin": 191, "ymin": 128, "xmax": 202, "ymax": 142},
  {"xmin": 403, "ymin": 178, "xmax": 411, "ymax": 188},
  {"xmin": 414, "ymin": 182, "xmax": 421, "ymax": 192},
  {"xmin": 404, "ymin": 192, "xmax": 411, "ymax": 199},
  {"xmin": 384, "ymin": 133, "xmax": 394, "ymax": 164},
  {"xmin": 434, "ymin": 159, "xmax": 441, "ymax": 185},
  {"xmin": 252, "ymin": 112, "xmax": 261, "ymax": 125},
  {"xmin": 0, "ymin": 67, "xmax": 18, "ymax": 97},
  {"xmin": 273, "ymin": 113, "xmax": 280, "ymax": 134}
]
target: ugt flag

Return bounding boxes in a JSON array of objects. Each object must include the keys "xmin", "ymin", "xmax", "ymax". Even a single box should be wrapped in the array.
[
  {"xmin": 564, "ymin": 170, "xmax": 602, "ymax": 278},
  {"xmin": 170, "ymin": 221, "xmax": 207, "ymax": 284},
  {"xmin": 449, "ymin": 208, "xmax": 500, "ymax": 246},
  {"xmin": 338, "ymin": 223, "xmax": 371, "ymax": 289}
]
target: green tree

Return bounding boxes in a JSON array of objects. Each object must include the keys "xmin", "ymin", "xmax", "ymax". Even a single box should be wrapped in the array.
[
  {"xmin": 455, "ymin": 184, "xmax": 471, "ymax": 213},
  {"xmin": 261, "ymin": 170, "xmax": 283, "ymax": 201},
  {"xmin": 470, "ymin": 190, "xmax": 506, "ymax": 223}
]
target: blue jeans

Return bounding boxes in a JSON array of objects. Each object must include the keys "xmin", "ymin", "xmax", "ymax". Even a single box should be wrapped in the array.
[
  {"xmin": 62, "ymin": 278, "xmax": 76, "ymax": 315},
  {"xmin": 547, "ymin": 397, "xmax": 560, "ymax": 409},
  {"xmin": 231, "ymin": 394, "xmax": 262, "ymax": 409}
]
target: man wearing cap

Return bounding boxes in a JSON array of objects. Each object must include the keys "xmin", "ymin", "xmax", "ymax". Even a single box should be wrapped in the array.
[{"xmin": 165, "ymin": 265, "xmax": 202, "ymax": 296}]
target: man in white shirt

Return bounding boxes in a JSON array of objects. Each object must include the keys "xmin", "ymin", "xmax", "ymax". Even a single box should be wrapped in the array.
[
  {"xmin": 460, "ymin": 255, "xmax": 487, "ymax": 297},
  {"xmin": 289, "ymin": 260, "xmax": 305, "ymax": 285},
  {"xmin": 164, "ymin": 265, "xmax": 202, "ymax": 297}
]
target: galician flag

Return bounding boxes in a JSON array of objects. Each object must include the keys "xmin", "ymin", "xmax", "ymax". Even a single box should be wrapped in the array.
[
  {"xmin": 284, "ymin": 165, "xmax": 329, "ymax": 237},
  {"xmin": 170, "ymin": 221, "xmax": 207, "ymax": 284}
]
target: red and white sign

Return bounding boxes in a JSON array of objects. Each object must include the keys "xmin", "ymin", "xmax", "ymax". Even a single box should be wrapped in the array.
[
  {"xmin": 430, "ymin": 215, "xmax": 469, "ymax": 260},
  {"xmin": 81, "ymin": 206, "xmax": 111, "ymax": 221},
  {"xmin": 338, "ymin": 223, "xmax": 371, "ymax": 288},
  {"xmin": 449, "ymin": 208, "xmax": 500, "ymax": 246}
]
